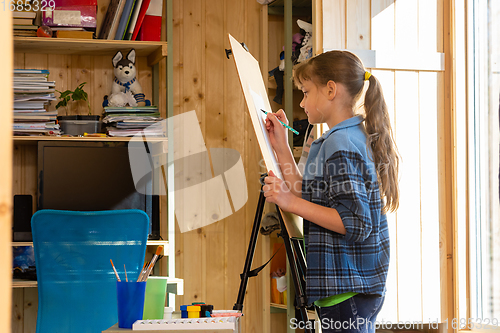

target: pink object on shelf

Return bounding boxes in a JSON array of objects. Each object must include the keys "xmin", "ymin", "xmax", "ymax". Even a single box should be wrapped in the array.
[{"xmin": 42, "ymin": 0, "xmax": 98, "ymax": 28}]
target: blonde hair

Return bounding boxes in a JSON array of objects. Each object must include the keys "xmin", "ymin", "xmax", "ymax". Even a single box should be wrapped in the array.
[{"xmin": 293, "ymin": 51, "xmax": 399, "ymax": 213}]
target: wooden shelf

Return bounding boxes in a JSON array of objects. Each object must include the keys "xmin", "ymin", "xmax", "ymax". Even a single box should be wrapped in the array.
[
  {"xmin": 146, "ymin": 240, "xmax": 169, "ymax": 256},
  {"xmin": 12, "ymin": 279, "xmax": 37, "ymax": 288},
  {"xmin": 14, "ymin": 37, "xmax": 168, "ymax": 66},
  {"xmin": 13, "ymin": 136, "xmax": 168, "ymax": 146},
  {"xmin": 268, "ymin": 0, "xmax": 312, "ymax": 16},
  {"xmin": 270, "ymin": 302, "xmax": 287, "ymax": 310},
  {"xmin": 12, "ymin": 242, "xmax": 33, "ymax": 247}
]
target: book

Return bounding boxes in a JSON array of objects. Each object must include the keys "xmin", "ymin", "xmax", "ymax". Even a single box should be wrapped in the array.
[
  {"xmin": 13, "ymin": 11, "xmax": 36, "ymax": 19},
  {"xmin": 14, "ymin": 69, "xmax": 49, "ymax": 75},
  {"xmin": 14, "ymin": 89, "xmax": 55, "ymax": 94},
  {"xmin": 114, "ymin": 0, "xmax": 136, "ymax": 40},
  {"xmin": 13, "ymin": 18, "xmax": 34, "ymax": 25},
  {"xmin": 13, "ymin": 109, "xmax": 48, "ymax": 113},
  {"xmin": 13, "ymin": 31, "xmax": 37, "ymax": 37},
  {"xmin": 98, "ymin": 0, "xmax": 121, "ymax": 39},
  {"xmin": 123, "ymin": 0, "xmax": 142, "ymax": 40},
  {"xmin": 108, "ymin": 0, "xmax": 126, "ymax": 40},
  {"xmin": 14, "ymin": 85, "xmax": 54, "ymax": 90},
  {"xmin": 56, "ymin": 30, "xmax": 94, "ymax": 39},
  {"xmin": 13, "ymin": 25, "xmax": 38, "ymax": 30},
  {"xmin": 13, "ymin": 122, "xmax": 58, "ymax": 130},
  {"xmin": 130, "ymin": 0, "xmax": 151, "ymax": 40},
  {"xmin": 14, "ymin": 116, "xmax": 56, "ymax": 121},
  {"xmin": 104, "ymin": 106, "xmax": 158, "ymax": 113},
  {"xmin": 137, "ymin": 0, "xmax": 162, "ymax": 41},
  {"xmin": 50, "ymin": 27, "xmax": 85, "ymax": 31},
  {"xmin": 14, "ymin": 111, "xmax": 57, "ymax": 116},
  {"xmin": 13, "ymin": 76, "xmax": 48, "ymax": 81}
]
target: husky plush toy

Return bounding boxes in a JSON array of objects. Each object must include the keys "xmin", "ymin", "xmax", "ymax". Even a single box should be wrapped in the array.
[{"xmin": 103, "ymin": 49, "xmax": 151, "ymax": 107}]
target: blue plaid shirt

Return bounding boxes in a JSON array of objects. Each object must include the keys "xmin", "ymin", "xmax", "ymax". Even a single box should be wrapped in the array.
[{"xmin": 302, "ymin": 115, "xmax": 390, "ymax": 304}]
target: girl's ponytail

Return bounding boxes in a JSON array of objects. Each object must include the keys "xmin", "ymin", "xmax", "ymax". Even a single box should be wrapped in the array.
[
  {"xmin": 364, "ymin": 74, "xmax": 399, "ymax": 213},
  {"xmin": 293, "ymin": 51, "xmax": 399, "ymax": 213}
]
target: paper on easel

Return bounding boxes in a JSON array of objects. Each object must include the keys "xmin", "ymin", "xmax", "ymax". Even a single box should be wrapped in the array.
[{"xmin": 249, "ymin": 87, "xmax": 283, "ymax": 180}]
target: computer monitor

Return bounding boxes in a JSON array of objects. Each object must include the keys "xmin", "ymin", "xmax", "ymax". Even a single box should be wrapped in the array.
[{"xmin": 37, "ymin": 140, "xmax": 160, "ymax": 239}]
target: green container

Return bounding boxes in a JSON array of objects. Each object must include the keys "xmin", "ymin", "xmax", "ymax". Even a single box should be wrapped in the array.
[{"xmin": 142, "ymin": 277, "xmax": 168, "ymax": 320}]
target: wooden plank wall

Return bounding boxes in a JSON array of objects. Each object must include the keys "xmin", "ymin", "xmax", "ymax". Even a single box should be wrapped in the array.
[
  {"xmin": 321, "ymin": 0, "xmax": 445, "ymax": 324},
  {"xmin": 172, "ymin": 1, "xmax": 267, "ymax": 333},
  {"xmin": 14, "ymin": 54, "xmax": 153, "ymax": 117},
  {"xmin": 0, "ymin": 7, "xmax": 13, "ymax": 333}
]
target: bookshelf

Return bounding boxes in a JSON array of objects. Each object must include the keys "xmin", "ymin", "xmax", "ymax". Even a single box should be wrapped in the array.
[
  {"xmin": 11, "ymin": 1, "xmax": 175, "ymax": 330},
  {"xmin": 13, "ymin": 135, "xmax": 168, "ymax": 145},
  {"xmin": 13, "ymin": 37, "xmax": 167, "ymax": 66}
]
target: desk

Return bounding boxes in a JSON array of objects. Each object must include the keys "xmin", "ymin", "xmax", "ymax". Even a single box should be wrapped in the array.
[{"xmin": 103, "ymin": 323, "xmax": 235, "ymax": 333}]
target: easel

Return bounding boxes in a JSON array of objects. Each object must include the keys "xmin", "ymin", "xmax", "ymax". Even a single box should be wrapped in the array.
[{"xmin": 233, "ymin": 174, "xmax": 312, "ymax": 333}]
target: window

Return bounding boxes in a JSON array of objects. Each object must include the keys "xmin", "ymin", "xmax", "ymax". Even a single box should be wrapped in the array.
[{"xmin": 468, "ymin": 0, "xmax": 500, "ymax": 322}]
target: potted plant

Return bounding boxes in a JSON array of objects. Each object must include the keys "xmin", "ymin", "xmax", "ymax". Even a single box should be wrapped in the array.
[
  {"xmin": 56, "ymin": 82, "xmax": 91, "ymax": 117},
  {"xmin": 55, "ymin": 82, "xmax": 101, "ymax": 135}
]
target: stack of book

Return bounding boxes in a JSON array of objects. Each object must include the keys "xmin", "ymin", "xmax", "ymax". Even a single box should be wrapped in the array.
[
  {"xmin": 98, "ymin": 0, "xmax": 161, "ymax": 41},
  {"xmin": 13, "ymin": 69, "xmax": 60, "ymax": 136},
  {"xmin": 13, "ymin": 11, "xmax": 37, "ymax": 37},
  {"xmin": 103, "ymin": 106, "xmax": 164, "ymax": 137},
  {"xmin": 54, "ymin": 28, "xmax": 95, "ymax": 39}
]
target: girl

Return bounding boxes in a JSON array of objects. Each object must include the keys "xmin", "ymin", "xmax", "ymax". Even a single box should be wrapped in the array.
[{"xmin": 263, "ymin": 51, "xmax": 399, "ymax": 333}]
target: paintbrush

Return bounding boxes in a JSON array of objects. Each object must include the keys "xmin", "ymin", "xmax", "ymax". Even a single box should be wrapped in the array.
[
  {"xmin": 110, "ymin": 259, "xmax": 121, "ymax": 282},
  {"xmin": 138, "ymin": 245, "xmax": 163, "ymax": 282}
]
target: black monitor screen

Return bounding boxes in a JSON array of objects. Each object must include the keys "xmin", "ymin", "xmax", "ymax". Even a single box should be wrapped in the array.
[{"xmin": 37, "ymin": 141, "xmax": 159, "ymax": 238}]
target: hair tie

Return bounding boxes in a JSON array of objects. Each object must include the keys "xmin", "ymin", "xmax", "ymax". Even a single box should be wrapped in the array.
[{"xmin": 364, "ymin": 71, "xmax": 372, "ymax": 81}]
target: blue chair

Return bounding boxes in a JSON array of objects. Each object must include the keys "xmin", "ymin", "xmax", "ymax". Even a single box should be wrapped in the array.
[{"xmin": 31, "ymin": 209, "xmax": 149, "ymax": 333}]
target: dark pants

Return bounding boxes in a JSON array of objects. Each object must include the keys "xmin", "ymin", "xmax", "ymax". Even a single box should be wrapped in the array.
[{"xmin": 317, "ymin": 294, "xmax": 385, "ymax": 333}]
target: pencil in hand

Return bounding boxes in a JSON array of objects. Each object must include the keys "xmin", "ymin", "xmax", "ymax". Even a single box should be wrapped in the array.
[{"xmin": 261, "ymin": 109, "xmax": 299, "ymax": 135}]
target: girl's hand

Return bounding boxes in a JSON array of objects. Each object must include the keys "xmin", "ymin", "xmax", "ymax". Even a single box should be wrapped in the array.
[
  {"xmin": 262, "ymin": 170, "xmax": 297, "ymax": 212},
  {"xmin": 265, "ymin": 109, "xmax": 289, "ymax": 155}
]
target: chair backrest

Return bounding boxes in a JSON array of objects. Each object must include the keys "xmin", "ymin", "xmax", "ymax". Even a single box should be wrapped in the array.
[{"xmin": 31, "ymin": 209, "xmax": 149, "ymax": 333}]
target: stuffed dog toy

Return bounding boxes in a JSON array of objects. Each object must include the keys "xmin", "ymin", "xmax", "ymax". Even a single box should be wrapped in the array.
[{"xmin": 103, "ymin": 49, "xmax": 151, "ymax": 107}]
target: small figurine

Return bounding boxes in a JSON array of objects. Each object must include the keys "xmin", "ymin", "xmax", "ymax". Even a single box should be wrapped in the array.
[{"xmin": 103, "ymin": 49, "xmax": 151, "ymax": 107}]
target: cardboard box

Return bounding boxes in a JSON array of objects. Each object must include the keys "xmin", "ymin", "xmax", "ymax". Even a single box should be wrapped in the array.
[{"xmin": 42, "ymin": 0, "xmax": 97, "ymax": 28}]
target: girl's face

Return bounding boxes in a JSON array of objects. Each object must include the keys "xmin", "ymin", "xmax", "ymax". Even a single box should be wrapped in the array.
[{"xmin": 299, "ymin": 79, "xmax": 330, "ymax": 124}]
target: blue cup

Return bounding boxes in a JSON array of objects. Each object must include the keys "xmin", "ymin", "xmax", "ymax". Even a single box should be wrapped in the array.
[{"xmin": 117, "ymin": 281, "xmax": 146, "ymax": 328}]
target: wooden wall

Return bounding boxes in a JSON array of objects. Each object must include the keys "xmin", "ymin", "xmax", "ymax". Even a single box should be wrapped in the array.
[
  {"xmin": 14, "ymin": 54, "xmax": 154, "ymax": 117},
  {"xmin": 172, "ymin": 1, "xmax": 268, "ymax": 333},
  {"xmin": 320, "ymin": 0, "xmax": 446, "ymax": 324}
]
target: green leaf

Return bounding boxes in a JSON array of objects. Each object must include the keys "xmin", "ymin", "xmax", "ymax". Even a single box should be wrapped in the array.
[
  {"xmin": 56, "ymin": 82, "xmax": 90, "ymax": 113},
  {"xmin": 55, "ymin": 100, "xmax": 67, "ymax": 109}
]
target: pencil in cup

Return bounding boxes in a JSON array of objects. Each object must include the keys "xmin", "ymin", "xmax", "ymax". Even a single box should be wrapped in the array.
[{"xmin": 261, "ymin": 109, "xmax": 299, "ymax": 135}]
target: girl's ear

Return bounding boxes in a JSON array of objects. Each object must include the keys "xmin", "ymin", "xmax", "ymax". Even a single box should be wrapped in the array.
[{"xmin": 325, "ymin": 80, "xmax": 337, "ymax": 100}]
